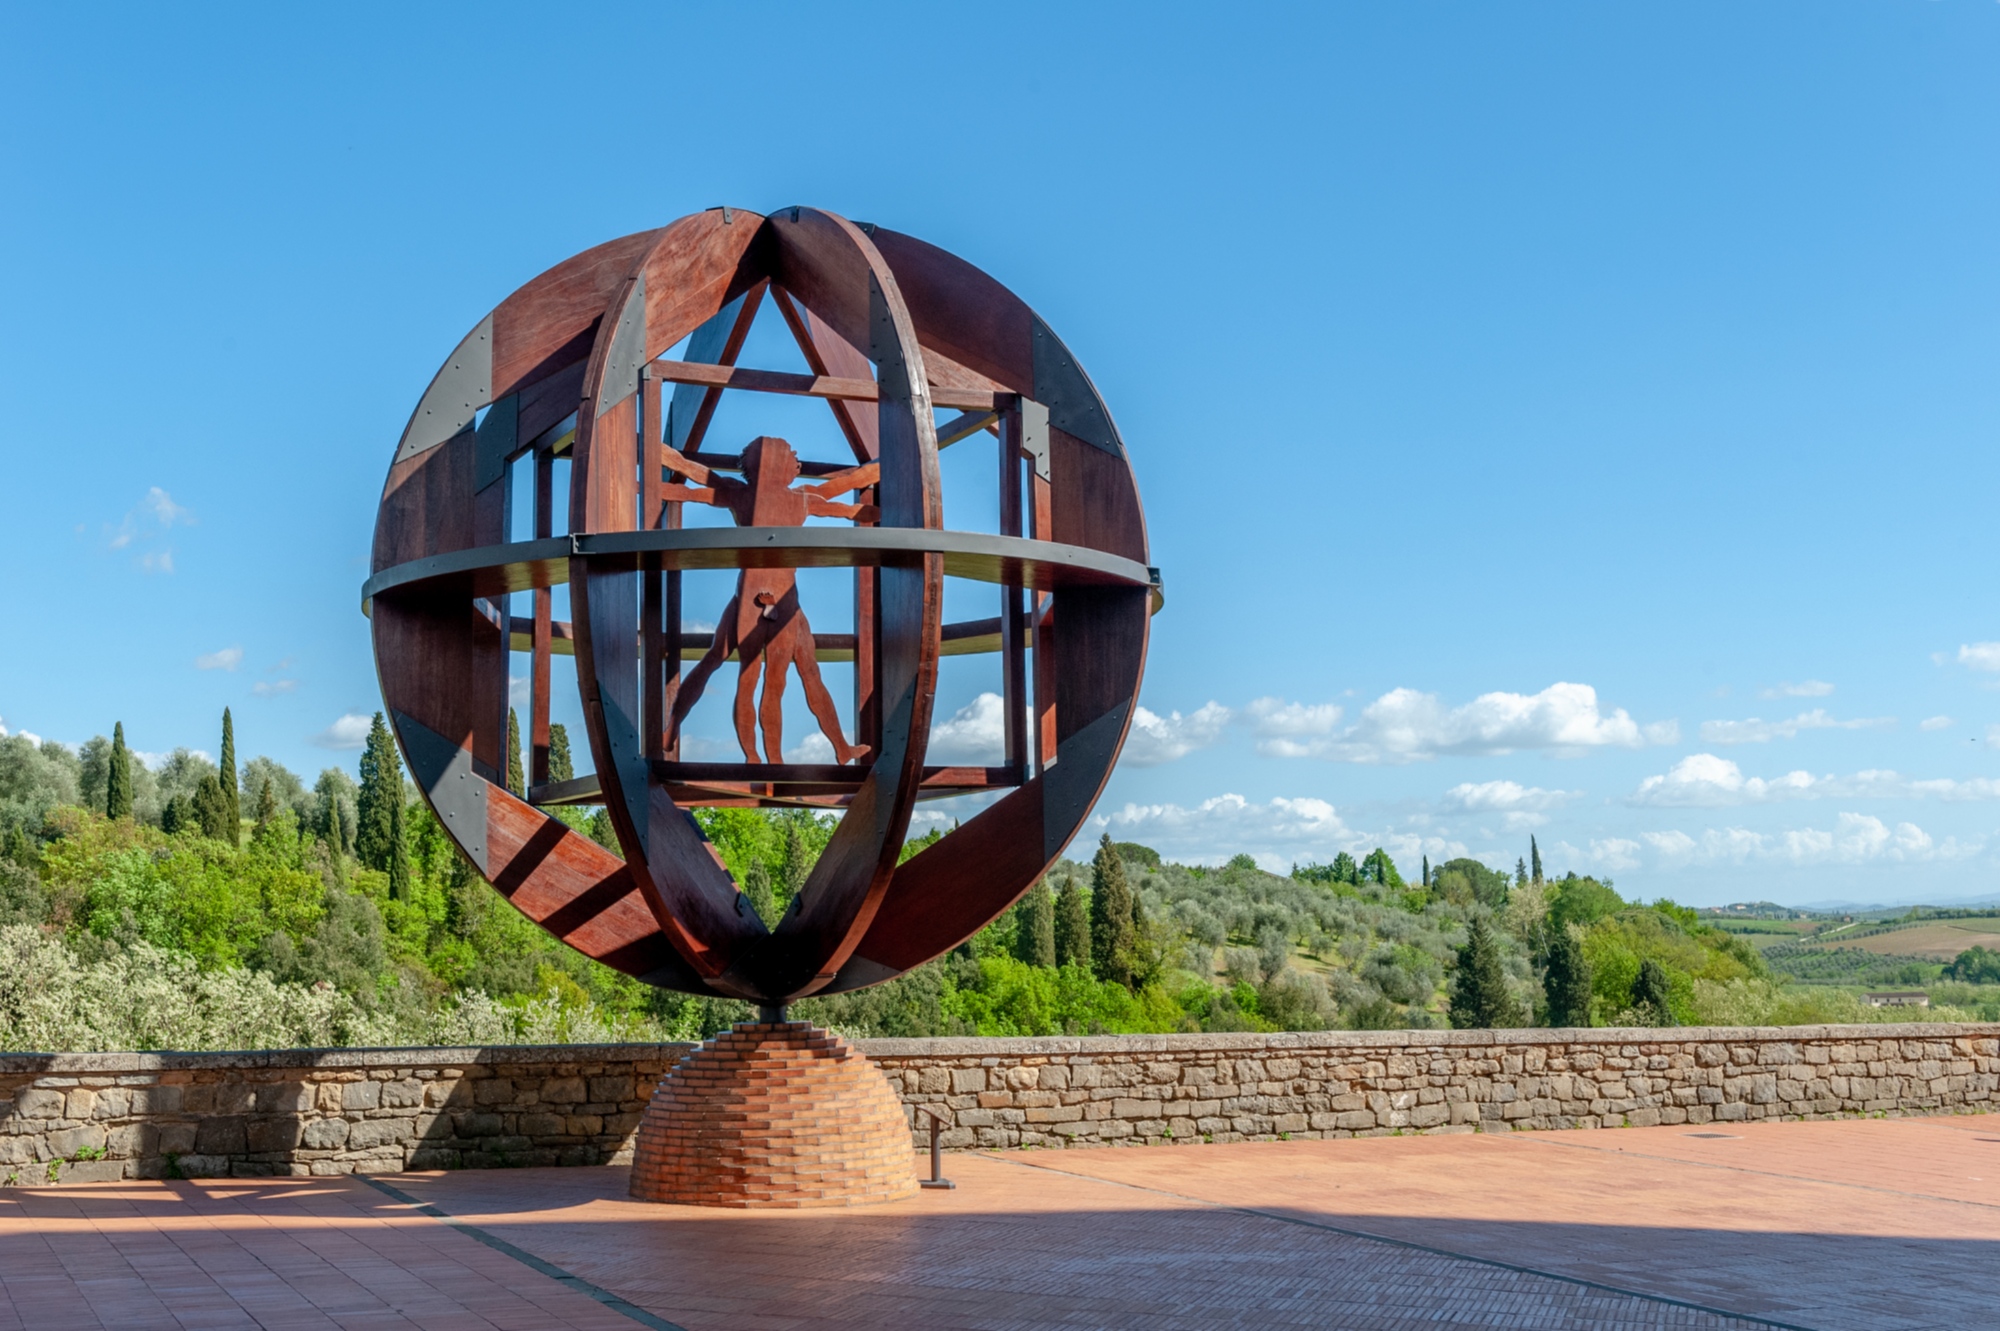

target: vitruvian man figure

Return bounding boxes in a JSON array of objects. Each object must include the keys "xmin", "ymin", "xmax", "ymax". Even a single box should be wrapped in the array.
[{"xmin": 664, "ymin": 436, "xmax": 878, "ymax": 765}]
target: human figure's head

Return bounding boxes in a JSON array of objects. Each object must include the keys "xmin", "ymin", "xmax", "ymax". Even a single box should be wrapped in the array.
[{"xmin": 740, "ymin": 436, "xmax": 801, "ymax": 486}]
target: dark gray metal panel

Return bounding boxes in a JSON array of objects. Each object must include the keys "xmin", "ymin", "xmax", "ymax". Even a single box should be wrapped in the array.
[
  {"xmin": 391, "ymin": 709, "xmax": 489, "ymax": 874},
  {"xmin": 822, "ymin": 952, "xmax": 901, "ymax": 993},
  {"xmin": 1030, "ymin": 314, "xmax": 1122, "ymax": 457},
  {"xmin": 665, "ymin": 291, "xmax": 749, "ymax": 454},
  {"xmin": 1019, "ymin": 397, "xmax": 1051, "ymax": 482},
  {"xmin": 1041, "ymin": 699, "xmax": 1131, "ymax": 864},
  {"xmin": 594, "ymin": 686, "xmax": 652, "ymax": 859},
  {"xmin": 395, "ymin": 315, "xmax": 494, "ymax": 464},
  {"xmin": 473, "ymin": 392, "xmax": 520, "ymax": 493},
  {"xmin": 594, "ymin": 274, "xmax": 648, "ymax": 420}
]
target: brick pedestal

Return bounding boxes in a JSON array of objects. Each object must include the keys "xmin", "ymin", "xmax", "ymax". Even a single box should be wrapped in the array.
[{"xmin": 628, "ymin": 1021, "xmax": 917, "ymax": 1208}]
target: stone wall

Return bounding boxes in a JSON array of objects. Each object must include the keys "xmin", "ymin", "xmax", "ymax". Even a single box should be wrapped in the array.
[
  {"xmin": 0, "ymin": 1023, "xmax": 1993, "ymax": 1180},
  {"xmin": 0, "ymin": 1046, "xmax": 680, "ymax": 1182},
  {"xmin": 872, "ymin": 1024, "xmax": 2000, "ymax": 1149}
]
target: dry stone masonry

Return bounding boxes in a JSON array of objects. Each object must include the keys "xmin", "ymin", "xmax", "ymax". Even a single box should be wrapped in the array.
[
  {"xmin": 0, "ymin": 1023, "xmax": 1992, "ymax": 1181},
  {"xmin": 870, "ymin": 1024, "xmax": 1999, "ymax": 1149},
  {"xmin": 0, "ymin": 1046, "xmax": 672, "ymax": 1182}
]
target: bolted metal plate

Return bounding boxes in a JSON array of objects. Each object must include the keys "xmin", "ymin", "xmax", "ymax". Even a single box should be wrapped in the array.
[
  {"xmin": 1019, "ymin": 397, "xmax": 1051, "ymax": 482},
  {"xmin": 1031, "ymin": 314, "xmax": 1122, "ymax": 457},
  {"xmin": 395, "ymin": 315, "xmax": 494, "ymax": 464},
  {"xmin": 391, "ymin": 710, "xmax": 489, "ymax": 874},
  {"xmin": 595, "ymin": 274, "xmax": 648, "ymax": 419}
]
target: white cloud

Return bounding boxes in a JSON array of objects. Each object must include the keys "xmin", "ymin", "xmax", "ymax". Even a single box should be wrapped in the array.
[
  {"xmin": 1553, "ymin": 837, "xmax": 1642, "ymax": 872},
  {"xmin": 1251, "ymin": 682, "xmax": 1666, "ymax": 763},
  {"xmin": 1123, "ymin": 702, "xmax": 1231, "ymax": 766},
  {"xmin": 927, "ymin": 693, "xmax": 1003, "ymax": 765},
  {"xmin": 140, "ymin": 487, "xmax": 193, "ymax": 527},
  {"xmin": 921, "ymin": 694, "xmax": 1229, "ymax": 769},
  {"xmin": 0, "ymin": 718, "xmax": 44, "ymax": 746},
  {"xmin": 1761, "ymin": 680, "xmax": 1833, "ymax": 698},
  {"xmin": 1093, "ymin": 792, "xmax": 1462, "ymax": 871},
  {"xmin": 1697, "ymin": 709, "xmax": 1893, "ymax": 744},
  {"xmin": 1631, "ymin": 753, "xmax": 2000, "ymax": 807},
  {"xmin": 251, "ymin": 679, "xmax": 297, "ymax": 697},
  {"xmin": 312, "ymin": 713, "xmax": 373, "ymax": 750},
  {"xmin": 785, "ymin": 732, "xmax": 835, "ymax": 763},
  {"xmin": 108, "ymin": 487, "xmax": 195, "ymax": 570},
  {"xmin": 196, "ymin": 646, "xmax": 243, "ymax": 672},
  {"xmin": 1245, "ymin": 698, "xmax": 1343, "ymax": 737},
  {"xmin": 1958, "ymin": 643, "xmax": 2000, "ymax": 672},
  {"xmin": 1633, "ymin": 754, "xmax": 1817, "ymax": 807},
  {"xmin": 1440, "ymin": 780, "xmax": 1579, "ymax": 813},
  {"xmin": 1642, "ymin": 814, "xmax": 1976, "ymax": 867},
  {"xmin": 1441, "ymin": 781, "xmax": 1580, "ymax": 833},
  {"xmin": 1921, "ymin": 715, "xmax": 1956, "ymax": 731}
]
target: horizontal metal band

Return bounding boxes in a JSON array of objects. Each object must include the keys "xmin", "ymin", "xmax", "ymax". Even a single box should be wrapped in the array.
[
  {"xmin": 528, "ymin": 764, "xmax": 1021, "ymax": 808},
  {"xmin": 502, "ymin": 613, "xmax": 1029, "ymax": 661},
  {"xmin": 362, "ymin": 528, "xmax": 1162, "ymax": 613}
]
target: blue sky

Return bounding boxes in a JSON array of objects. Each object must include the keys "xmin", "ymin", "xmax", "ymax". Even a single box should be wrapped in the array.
[{"xmin": 4, "ymin": 3, "xmax": 1999, "ymax": 907}]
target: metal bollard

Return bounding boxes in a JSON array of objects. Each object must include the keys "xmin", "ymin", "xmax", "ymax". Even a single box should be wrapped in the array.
[{"xmin": 918, "ymin": 1105, "xmax": 955, "ymax": 1190}]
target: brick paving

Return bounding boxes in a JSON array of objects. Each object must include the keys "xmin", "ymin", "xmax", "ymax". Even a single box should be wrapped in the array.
[{"xmin": 0, "ymin": 1114, "xmax": 1993, "ymax": 1329}]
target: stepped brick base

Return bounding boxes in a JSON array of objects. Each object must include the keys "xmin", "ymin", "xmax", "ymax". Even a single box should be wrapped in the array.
[{"xmin": 628, "ymin": 1021, "xmax": 918, "ymax": 1208}]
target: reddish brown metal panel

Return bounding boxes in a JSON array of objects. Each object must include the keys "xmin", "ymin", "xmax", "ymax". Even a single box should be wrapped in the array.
[
  {"xmin": 492, "ymin": 228, "xmax": 664, "ymax": 397},
  {"xmin": 867, "ymin": 226, "xmax": 1035, "ymax": 393}
]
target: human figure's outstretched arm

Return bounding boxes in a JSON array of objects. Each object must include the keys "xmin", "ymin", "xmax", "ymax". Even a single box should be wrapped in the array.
[
  {"xmin": 805, "ymin": 461, "xmax": 880, "ymax": 501},
  {"xmin": 803, "ymin": 495, "xmax": 879, "ymax": 522},
  {"xmin": 658, "ymin": 450, "xmax": 744, "ymax": 508}
]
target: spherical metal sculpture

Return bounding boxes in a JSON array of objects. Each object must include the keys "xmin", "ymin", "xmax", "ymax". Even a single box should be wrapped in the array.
[{"xmin": 364, "ymin": 207, "xmax": 1157, "ymax": 1015}]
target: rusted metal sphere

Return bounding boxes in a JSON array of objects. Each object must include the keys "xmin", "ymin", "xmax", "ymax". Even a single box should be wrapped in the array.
[{"xmin": 365, "ymin": 208, "xmax": 1157, "ymax": 1005}]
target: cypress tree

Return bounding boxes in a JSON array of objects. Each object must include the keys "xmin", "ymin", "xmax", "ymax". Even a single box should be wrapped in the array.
[
  {"xmin": 1089, "ymin": 835, "xmax": 1136, "ymax": 987},
  {"xmin": 1421, "ymin": 854, "xmax": 1430, "ymax": 888},
  {"xmin": 1632, "ymin": 958, "xmax": 1673, "ymax": 1026},
  {"xmin": 1529, "ymin": 836, "xmax": 1543, "ymax": 885},
  {"xmin": 1543, "ymin": 928, "xmax": 1593, "ymax": 1027},
  {"xmin": 1016, "ymin": 879, "xmax": 1057, "ymax": 967},
  {"xmin": 386, "ymin": 792, "xmax": 411, "ymax": 902},
  {"xmin": 743, "ymin": 860, "xmax": 776, "ymax": 926},
  {"xmin": 1054, "ymin": 875, "xmax": 1091, "ymax": 970},
  {"xmin": 548, "ymin": 722, "xmax": 574, "ymax": 783},
  {"xmin": 106, "ymin": 722, "xmax": 133, "ymax": 820},
  {"xmin": 219, "ymin": 708, "xmax": 240, "ymax": 844},
  {"xmin": 1448, "ymin": 916, "xmax": 1520, "ymax": 1029},
  {"xmin": 1515, "ymin": 857, "xmax": 1529, "ymax": 888},
  {"xmin": 506, "ymin": 708, "xmax": 525, "ymax": 796},
  {"xmin": 161, "ymin": 795, "xmax": 190, "ymax": 836},
  {"xmin": 253, "ymin": 778, "xmax": 278, "ymax": 834},
  {"xmin": 194, "ymin": 773, "xmax": 232, "ymax": 841},
  {"xmin": 356, "ymin": 712, "xmax": 402, "ymax": 872},
  {"xmin": 777, "ymin": 819, "xmax": 811, "ymax": 904}
]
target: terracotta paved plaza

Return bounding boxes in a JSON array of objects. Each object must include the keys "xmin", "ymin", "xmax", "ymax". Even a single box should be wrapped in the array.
[{"xmin": 2, "ymin": 1115, "xmax": 1995, "ymax": 1330}]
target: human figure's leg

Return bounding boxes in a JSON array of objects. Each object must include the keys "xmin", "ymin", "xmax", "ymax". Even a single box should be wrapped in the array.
[
  {"xmin": 758, "ymin": 631, "xmax": 794, "ymax": 764},
  {"xmin": 732, "ymin": 651, "xmax": 764, "ymax": 762},
  {"xmin": 789, "ymin": 611, "xmax": 859, "ymax": 764},
  {"xmin": 670, "ymin": 595, "xmax": 740, "ymax": 740}
]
